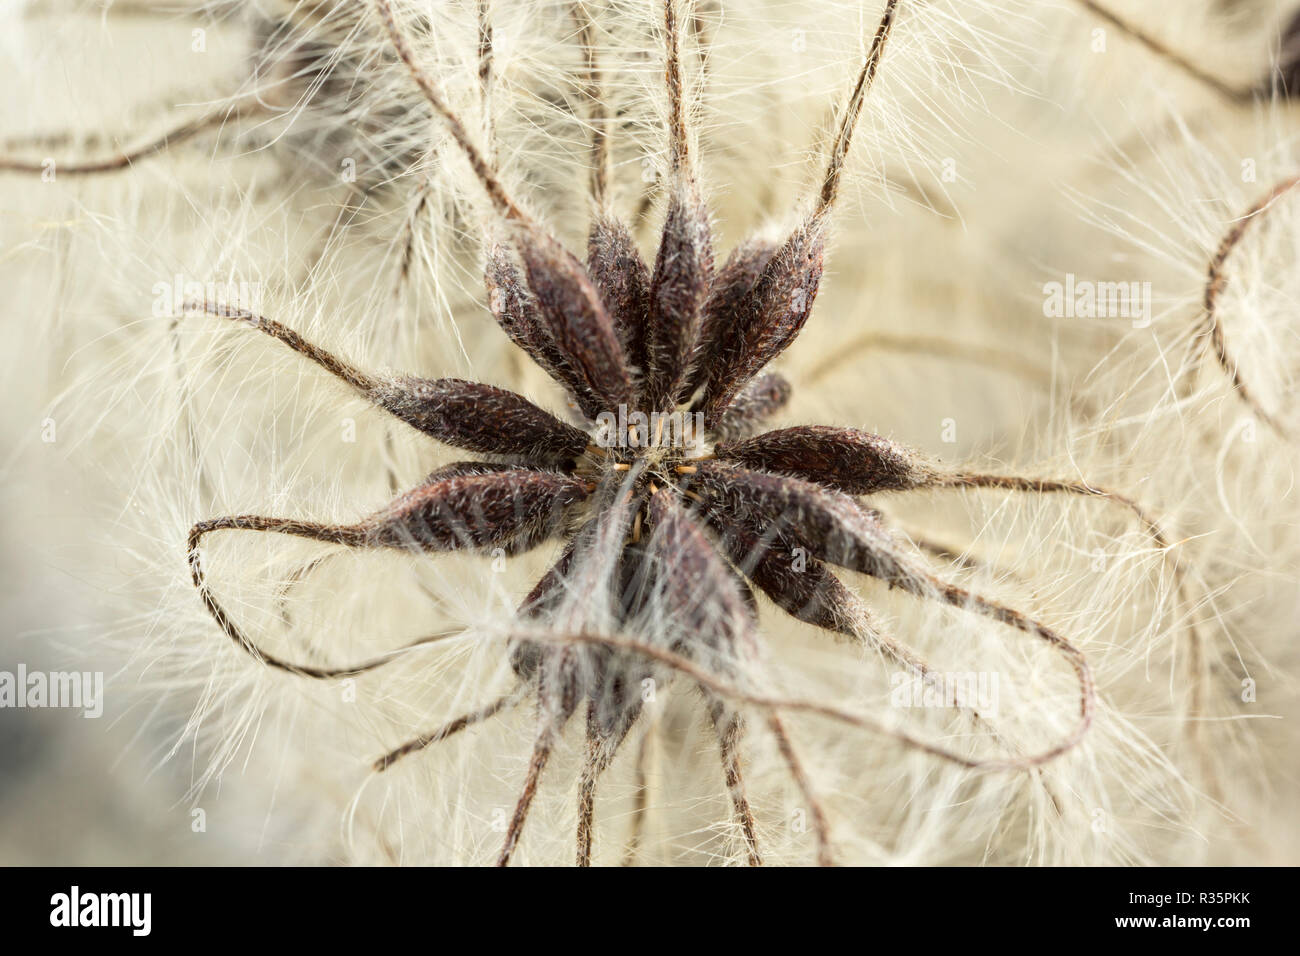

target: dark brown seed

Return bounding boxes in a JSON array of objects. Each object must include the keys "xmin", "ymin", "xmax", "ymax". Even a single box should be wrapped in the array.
[
  {"xmin": 362, "ymin": 468, "xmax": 590, "ymax": 554},
  {"xmin": 585, "ymin": 660, "xmax": 643, "ymax": 750},
  {"xmin": 571, "ymin": 500, "xmax": 648, "ymax": 739},
  {"xmin": 575, "ymin": 521, "xmax": 654, "ymax": 744},
  {"xmin": 710, "ymin": 371, "xmax": 792, "ymax": 442},
  {"xmin": 529, "ymin": 499, "xmax": 639, "ymax": 733},
  {"xmin": 681, "ymin": 239, "xmax": 778, "ymax": 403},
  {"xmin": 560, "ymin": 494, "xmax": 639, "ymax": 617},
  {"xmin": 485, "ymin": 246, "xmax": 567, "ymax": 375},
  {"xmin": 642, "ymin": 488, "xmax": 759, "ymax": 676},
  {"xmin": 644, "ymin": 186, "xmax": 714, "ymax": 411},
  {"xmin": 706, "ymin": 513, "xmax": 867, "ymax": 637},
  {"xmin": 511, "ymin": 537, "xmax": 581, "ymax": 681},
  {"xmin": 691, "ymin": 461, "xmax": 914, "ymax": 586},
  {"xmin": 695, "ymin": 467, "xmax": 1092, "ymax": 730},
  {"xmin": 538, "ymin": 646, "xmax": 583, "ymax": 725},
  {"xmin": 699, "ymin": 220, "xmax": 826, "ymax": 425},
  {"xmin": 485, "ymin": 244, "xmax": 602, "ymax": 413},
  {"xmin": 513, "ymin": 498, "xmax": 637, "ymax": 692},
  {"xmin": 369, "ymin": 377, "xmax": 589, "ymax": 465},
  {"xmin": 421, "ymin": 461, "xmax": 531, "ymax": 483},
  {"xmin": 587, "ymin": 216, "xmax": 652, "ymax": 381},
  {"xmin": 715, "ymin": 425, "xmax": 932, "ymax": 494},
  {"xmin": 518, "ymin": 231, "xmax": 633, "ymax": 415},
  {"xmin": 519, "ymin": 539, "xmax": 580, "ymax": 621}
]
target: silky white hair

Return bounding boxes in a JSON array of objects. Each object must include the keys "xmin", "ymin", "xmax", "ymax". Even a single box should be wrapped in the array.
[{"xmin": 2, "ymin": 0, "xmax": 1297, "ymax": 865}]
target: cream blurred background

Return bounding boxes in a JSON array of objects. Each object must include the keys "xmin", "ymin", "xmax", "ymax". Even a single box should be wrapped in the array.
[{"xmin": 2, "ymin": 0, "xmax": 1298, "ymax": 865}]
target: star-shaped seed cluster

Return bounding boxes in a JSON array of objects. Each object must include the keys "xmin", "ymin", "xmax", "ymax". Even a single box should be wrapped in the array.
[{"xmin": 186, "ymin": 0, "xmax": 1108, "ymax": 866}]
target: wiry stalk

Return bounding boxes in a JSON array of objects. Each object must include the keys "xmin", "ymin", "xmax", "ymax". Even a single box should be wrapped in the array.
[
  {"xmin": 576, "ymin": 704, "xmax": 602, "ymax": 866},
  {"xmin": 373, "ymin": 688, "xmax": 525, "ymax": 771},
  {"xmin": 709, "ymin": 699, "xmax": 762, "ymax": 866},
  {"xmin": 767, "ymin": 712, "xmax": 832, "ymax": 867},
  {"xmin": 1071, "ymin": 0, "xmax": 1253, "ymax": 104},
  {"xmin": 816, "ymin": 0, "xmax": 901, "ymax": 219},
  {"xmin": 0, "ymin": 102, "xmax": 262, "ymax": 176},
  {"xmin": 1190, "ymin": 173, "xmax": 1300, "ymax": 439},
  {"xmin": 573, "ymin": 1, "xmax": 613, "ymax": 210},
  {"xmin": 526, "ymin": 630, "xmax": 1094, "ymax": 775},
  {"xmin": 928, "ymin": 470, "xmax": 1204, "ymax": 723},
  {"xmin": 374, "ymin": 0, "xmax": 531, "ymax": 225},
  {"xmin": 189, "ymin": 516, "xmax": 403, "ymax": 678},
  {"xmin": 496, "ymin": 728, "xmax": 555, "ymax": 866}
]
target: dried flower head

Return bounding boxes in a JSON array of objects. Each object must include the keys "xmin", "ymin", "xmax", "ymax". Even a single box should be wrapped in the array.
[
  {"xmin": 6, "ymin": 0, "xmax": 1297, "ymax": 868},
  {"xmin": 170, "ymin": 0, "xmax": 1228, "ymax": 866}
]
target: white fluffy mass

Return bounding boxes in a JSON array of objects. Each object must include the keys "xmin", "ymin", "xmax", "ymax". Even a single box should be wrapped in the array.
[{"xmin": 1, "ymin": 0, "xmax": 1297, "ymax": 865}]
